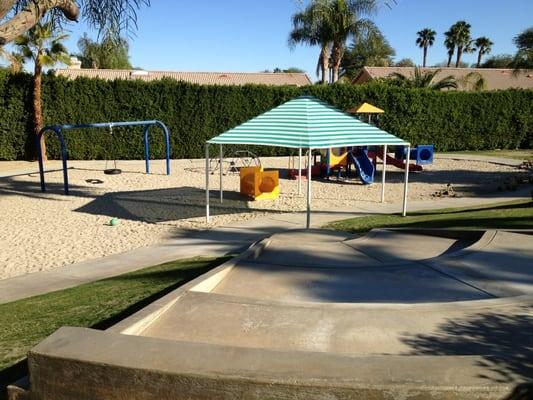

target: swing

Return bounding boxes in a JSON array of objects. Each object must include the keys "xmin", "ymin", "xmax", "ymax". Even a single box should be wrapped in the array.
[{"xmin": 103, "ymin": 124, "xmax": 122, "ymax": 175}]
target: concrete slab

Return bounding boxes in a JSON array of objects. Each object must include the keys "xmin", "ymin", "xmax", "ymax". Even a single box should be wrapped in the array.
[
  {"xmin": 142, "ymin": 291, "xmax": 529, "ymax": 355},
  {"xmin": 25, "ymin": 327, "xmax": 529, "ymax": 400},
  {"xmin": 344, "ymin": 229, "xmax": 471, "ymax": 262},
  {"xmin": 430, "ymin": 231, "xmax": 533, "ymax": 297},
  {"xmin": 256, "ymin": 239, "xmax": 382, "ymax": 269},
  {"xmin": 13, "ymin": 228, "xmax": 533, "ymax": 399},
  {"xmin": 212, "ymin": 260, "xmax": 490, "ymax": 303}
]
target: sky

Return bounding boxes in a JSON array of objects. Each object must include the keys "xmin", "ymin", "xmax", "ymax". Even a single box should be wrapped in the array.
[{"xmin": 4, "ymin": 0, "xmax": 533, "ymax": 78}]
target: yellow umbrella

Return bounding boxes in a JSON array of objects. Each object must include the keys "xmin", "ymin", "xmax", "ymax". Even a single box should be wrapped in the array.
[{"xmin": 347, "ymin": 102, "xmax": 385, "ymax": 114}]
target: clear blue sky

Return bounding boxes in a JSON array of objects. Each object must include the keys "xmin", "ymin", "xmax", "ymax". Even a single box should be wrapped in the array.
[{"xmin": 10, "ymin": 0, "xmax": 533, "ymax": 77}]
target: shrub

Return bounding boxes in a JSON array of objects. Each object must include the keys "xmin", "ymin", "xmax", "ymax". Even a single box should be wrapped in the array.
[{"xmin": 0, "ymin": 70, "xmax": 531, "ymax": 160}]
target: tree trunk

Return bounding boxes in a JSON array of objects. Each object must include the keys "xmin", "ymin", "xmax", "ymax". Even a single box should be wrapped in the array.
[
  {"xmin": 331, "ymin": 43, "xmax": 343, "ymax": 83},
  {"xmin": 476, "ymin": 51, "xmax": 482, "ymax": 68},
  {"xmin": 0, "ymin": 0, "xmax": 79, "ymax": 45},
  {"xmin": 33, "ymin": 61, "xmax": 46, "ymax": 161},
  {"xmin": 0, "ymin": 0, "xmax": 17, "ymax": 20},
  {"xmin": 423, "ymin": 46, "xmax": 427, "ymax": 67},
  {"xmin": 320, "ymin": 45, "xmax": 329, "ymax": 84},
  {"xmin": 455, "ymin": 46, "xmax": 463, "ymax": 68},
  {"xmin": 446, "ymin": 52, "xmax": 453, "ymax": 67}
]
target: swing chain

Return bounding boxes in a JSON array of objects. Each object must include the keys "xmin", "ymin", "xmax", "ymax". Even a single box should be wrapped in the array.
[{"xmin": 105, "ymin": 123, "xmax": 118, "ymax": 171}]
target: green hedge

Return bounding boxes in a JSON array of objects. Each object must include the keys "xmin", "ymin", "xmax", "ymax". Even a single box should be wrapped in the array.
[{"xmin": 0, "ymin": 70, "xmax": 531, "ymax": 161}]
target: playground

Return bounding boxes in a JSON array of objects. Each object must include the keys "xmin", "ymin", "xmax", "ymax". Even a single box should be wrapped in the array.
[
  {"xmin": 0, "ymin": 98, "xmax": 530, "ymax": 279},
  {"xmin": 1, "ymin": 96, "xmax": 532, "ymax": 400},
  {"xmin": 0, "ymin": 154, "xmax": 524, "ymax": 280}
]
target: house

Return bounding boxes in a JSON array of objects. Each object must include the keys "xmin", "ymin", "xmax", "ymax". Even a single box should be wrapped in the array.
[
  {"xmin": 55, "ymin": 60, "xmax": 312, "ymax": 87},
  {"xmin": 352, "ymin": 66, "xmax": 533, "ymax": 91}
]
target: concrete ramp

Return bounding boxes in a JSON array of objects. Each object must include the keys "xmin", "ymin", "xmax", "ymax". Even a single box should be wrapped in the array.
[
  {"xmin": 141, "ymin": 291, "xmax": 528, "ymax": 356},
  {"xmin": 212, "ymin": 260, "xmax": 490, "ymax": 303},
  {"xmin": 17, "ymin": 228, "xmax": 533, "ymax": 400},
  {"xmin": 344, "ymin": 229, "xmax": 477, "ymax": 262},
  {"xmin": 430, "ymin": 231, "xmax": 533, "ymax": 297}
]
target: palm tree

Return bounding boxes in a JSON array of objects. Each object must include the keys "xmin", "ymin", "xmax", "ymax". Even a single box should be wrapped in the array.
[
  {"xmin": 0, "ymin": 47, "xmax": 24, "ymax": 72},
  {"xmin": 289, "ymin": 3, "xmax": 332, "ymax": 84},
  {"xmin": 444, "ymin": 30, "xmax": 455, "ymax": 67},
  {"xmin": 510, "ymin": 27, "xmax": 533, "ymax": 73},
  {"xmin": 447, "ymin": 21, "xmax": 472, "ymax": 68},
  {"xmin": 14, "ymin": 22, "xmax": 70, "ymax": 160},
  {"xmin": 389, "ymin": 67, "xmax": 458, "ymax": 90},
  {"xmin": 0, "ymin": 0, "xmax": 149, "ymax": 46},
  {"xmin": 416, "ymin": 28, "xmax": 436, "ymax": 67},
  {"xmin": 459, "ymin": 71, "xmax": 487, "ymax": 91},
  {"xmin": 76, "ymin": 33, "xmax": 132, "ymax": 69},
  {"xmin": 473, "ymin": 37, "xmax": 493, "ymax": 67},
  {"xmin": 312, "ymin": 0, "xmax": 378, "ymax": 83}
]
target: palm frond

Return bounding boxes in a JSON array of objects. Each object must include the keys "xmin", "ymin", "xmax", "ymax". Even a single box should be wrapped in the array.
[{"xmin": 431, "ymin": 75, "xmax": 458, "ymax": 90}]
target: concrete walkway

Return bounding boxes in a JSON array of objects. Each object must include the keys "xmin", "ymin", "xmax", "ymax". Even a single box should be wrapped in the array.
[{"xmin": 1, "ymin": 183, "xmax": 530, "ymax": 305}]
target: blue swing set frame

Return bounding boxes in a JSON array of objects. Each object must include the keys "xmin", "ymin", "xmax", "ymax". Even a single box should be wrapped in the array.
[{"xmin": 37, "ymin": 120, "xmax": 171, "ymax": 195}]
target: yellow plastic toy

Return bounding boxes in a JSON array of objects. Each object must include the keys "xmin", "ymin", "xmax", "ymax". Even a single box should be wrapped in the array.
[
  {"xmin": 320, "ymin": 147, "xmax": 348, "ymax": 169},
  {"xmin": 240, "ymin": 166, "xmax": 279, "ymax": 200}
]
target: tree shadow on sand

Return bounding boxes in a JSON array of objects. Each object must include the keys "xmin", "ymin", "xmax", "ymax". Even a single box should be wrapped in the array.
[{"xmin": 74, "ymin": 186, "xmax": 290, "ymax": 223}]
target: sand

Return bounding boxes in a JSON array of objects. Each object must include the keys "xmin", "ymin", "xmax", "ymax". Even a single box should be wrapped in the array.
[{"xmin": 0, "ymin": 156, "xmax": 521, "ymax": 280}]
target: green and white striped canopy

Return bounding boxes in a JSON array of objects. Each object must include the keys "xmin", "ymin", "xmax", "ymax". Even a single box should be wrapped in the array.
[{"xmin": 208, "ymin": 95, "xmax": 408, "ymax": 149}]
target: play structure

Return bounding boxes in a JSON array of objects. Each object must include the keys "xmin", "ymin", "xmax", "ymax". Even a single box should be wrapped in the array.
[
  {"xmin": 314, "ymin": 147, "xmax": 375, "ymax": 184},
  {"xmin": 37, "ymin": 120, "xmax": 171, "ymax": 195},
  {"xmin": 210, "ymin": 150, "xmax": 261, "ymax": 176},
  {"xmin": 287, "ymin": 147, "xmax": 375, "ymax": 184},
  {"xmin": 239, "ymin": 166, "xmax": 279, "ymax": 200},
  {"xmin": 347, "ymin": 102, "xmax": 385, "ymax": 123},
  {"xmin": 286, "ymin": 102, "xmax": 434, "ymax": 185},
  {"xmin": 206, "ymin": 95, "xmax": 412, "ymax": 229}
]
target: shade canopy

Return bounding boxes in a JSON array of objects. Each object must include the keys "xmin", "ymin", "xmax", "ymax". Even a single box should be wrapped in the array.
[
  {"xmin": 347, "ymin": 102, "xmax": 385, "ymax": 114},
  {"xmin": 207, "ymin": 95, "xmax": 407, "ymax": 149}
]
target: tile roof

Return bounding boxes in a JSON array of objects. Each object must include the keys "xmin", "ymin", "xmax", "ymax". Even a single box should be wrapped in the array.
[
  {"xmin": 54, "ymin": 69, "xmax": 312, "ymax": 87},
  {"xmin": 353, "ymin": 66, "xmax": 533, "ymax": 90}
]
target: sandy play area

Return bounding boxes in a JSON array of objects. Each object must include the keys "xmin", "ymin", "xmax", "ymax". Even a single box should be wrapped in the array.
[{"xmin": 0, "ymin": 155, "xmax": 522, "ymax": 279}]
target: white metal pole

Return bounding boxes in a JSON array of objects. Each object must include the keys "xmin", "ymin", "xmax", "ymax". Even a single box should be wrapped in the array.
[
  {"xmin": 219, "ymin": 144, "xmax": 223, "ymax": 203},
  {"xmin": 298, "ymin": 147, "xmax": 302, "ymax": 196},
  {"xmin": 402, "ymin": 145, "xmax": 410, "ymax": 217},
  {"xmin": 381, "ymin": 144, "xmax": 387, "ymax": 203},
  {"xmin": 306, "ymin": 149, "xmax": 312, "ymax": 229},
  {"xmin": 205, "ymin": 144, "xmax": 210, "ymax": 223}
]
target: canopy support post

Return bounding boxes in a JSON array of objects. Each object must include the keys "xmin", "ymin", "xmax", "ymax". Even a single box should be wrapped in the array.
[
  {"xmin": 205, "ymin": 144, "xmax": 210, "ymax": 223},
  {"xmin": 219, "ymin": 144, "xmax": 223, "ymax": 203},
  {"xmin": 381, "ymin": 144, "xmax": 387, "ymax": 203},
  {"xmin": 402, "ymin": 145, "xmax": 410, "ymax": 217},
  {"xmin": 298, "ymin": 148, "xmax": 302, "ymax": 196},
  {"xmin": 306, "ymin": 149, "xmax": 312, "ymax": 229}
]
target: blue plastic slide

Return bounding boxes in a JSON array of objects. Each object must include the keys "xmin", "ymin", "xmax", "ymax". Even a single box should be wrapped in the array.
[{"xmin": 349, "ymin": 149, "xmax": 375, "ymax": 184}]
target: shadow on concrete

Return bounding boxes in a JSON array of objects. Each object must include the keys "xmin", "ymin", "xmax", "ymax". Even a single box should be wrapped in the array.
[
  {"xmin": 216, "ymin": 233, "xmax": 533, "ymax": 302},
  {"xmin": 401, "ymin": 307, "xmax": 533, "ymax": 383},
  {"xmin": 502, "ymin": 383, "xmax": 533, "ymax": 400}
]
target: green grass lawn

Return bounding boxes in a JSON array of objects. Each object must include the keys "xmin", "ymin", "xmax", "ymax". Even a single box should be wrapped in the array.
[
  {"xmin": 327, "ymin": 200, "xmax": 533, "ymax": 234},
  {"xmin": 0, "ymin": 257, "xmax": 227, "ymax": 396},
  {"xmin": 443, "ymin": 149, "xmax": 533, "ymax": 161}
]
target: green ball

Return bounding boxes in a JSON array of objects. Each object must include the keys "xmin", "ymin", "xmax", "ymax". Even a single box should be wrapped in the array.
[{"xmin": 110, "ymin": 218, "xmax": 119, "ymax": 227}]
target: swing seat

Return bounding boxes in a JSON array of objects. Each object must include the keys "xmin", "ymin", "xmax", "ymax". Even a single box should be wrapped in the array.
[{"xmin": 104, "ymin": 168, "xmax": 122, "ymax": 175}]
